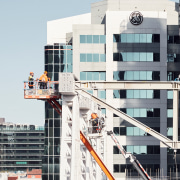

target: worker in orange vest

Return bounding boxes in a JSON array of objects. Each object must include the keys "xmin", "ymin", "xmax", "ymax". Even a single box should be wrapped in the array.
[
  {"xmin": 91, "ymin": 112, "xmax": 99, "ymax": 133},
  {"xmin": 39, "ymin": 71, "xmax": 50, "ymax": 89}
]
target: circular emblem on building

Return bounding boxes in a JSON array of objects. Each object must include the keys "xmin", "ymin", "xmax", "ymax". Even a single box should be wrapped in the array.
[{"xmin": 129, "ymin": 11, "xmax": 143, "ymax": 25}]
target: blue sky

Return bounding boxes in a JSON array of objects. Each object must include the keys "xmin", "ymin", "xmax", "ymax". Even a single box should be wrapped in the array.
[{"xmin": 0, "ymin": 0, "xmax": 178, "ymax": 126}]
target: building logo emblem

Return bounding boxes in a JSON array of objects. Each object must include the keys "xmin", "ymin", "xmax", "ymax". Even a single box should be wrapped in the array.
[{"xmin": 129, "ymin": 11, "xmax": 143, "ymax": 25}]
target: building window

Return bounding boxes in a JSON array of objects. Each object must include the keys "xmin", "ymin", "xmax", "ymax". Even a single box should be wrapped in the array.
[
  {"xmin": 167, "ymin": 91, "xmax": 173, "ymax": 99},
  {"xmin": 113, "ymin": 163, "xmax": 160, "ymax": 173},
  {"xmin": 113, "ymin": 145, "xmax": 159, "ymax": 155},
  {"xmin": 113, "ymin": 34, "xmax": 160, "ymax": 43},
  {"xmin": 80, "ymin": 53, "xmax": 106, "ymax": 62},
  {"xmin": 98, "ymin": 90, "xmax": 106, "ymax": 99},
  {"xmin": 80, "ymin": 35, "xmax": 106, "ymax": 44},
  {"xmin": 113, "ymin": 71, "xmax": 160, "ymax": 81},
  {"xmin": 80, "ymin": 72, "xmax": 106, "ymax": 81},
  {"xmin": 167, "ymin": 109, "xmax": 173, "ymax": 118},
  {"xmin": 113, "ymin": 90, "xmax": 160, "ymax": 99},
  {"xmin": 45, "ymin": 45, "xmax": 73, "ymax": 81},
  {"xmin": 168, "ymin": 35, "xmax": 180, "ymax": 44},
  {"xmin": 113, "ymin": 52, "xmax": 160, "ymax": 62},
  {"xmin": 120, "ymin": 108, "xmax": 160, "ymax": 118}
]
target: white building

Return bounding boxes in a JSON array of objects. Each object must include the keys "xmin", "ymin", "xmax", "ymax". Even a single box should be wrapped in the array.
[{"xmin": 43, "ymin": 0, "xmax": 180, "ymax": 179}]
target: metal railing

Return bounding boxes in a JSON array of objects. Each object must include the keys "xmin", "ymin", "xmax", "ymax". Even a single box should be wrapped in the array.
[{"xmin": 24, "ymin": 81, "xmax": 60, "ymax": 97}]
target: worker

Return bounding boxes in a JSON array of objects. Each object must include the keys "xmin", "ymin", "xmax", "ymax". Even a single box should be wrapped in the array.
[
  {"xmin": 91, "ymin": 112, "xmax": 99, "ymax": 133},
  {"xmin": 28, "ymin": 72, "xmax": 34, "ymax": 89},
  {"xmin": 38, "ymin": 71, "xmax": 50, "ymax": 89}
]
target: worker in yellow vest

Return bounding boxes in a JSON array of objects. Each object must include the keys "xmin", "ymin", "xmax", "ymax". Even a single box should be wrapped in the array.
[{"xmin": 28, "ymin": 72, "xmax": 34, "ymax": 89}]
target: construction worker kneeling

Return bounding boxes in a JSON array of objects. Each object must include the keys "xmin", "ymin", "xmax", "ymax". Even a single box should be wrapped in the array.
[{"xmin": 91, "ymin": 112, "xmax": 101, "ymax": 133}]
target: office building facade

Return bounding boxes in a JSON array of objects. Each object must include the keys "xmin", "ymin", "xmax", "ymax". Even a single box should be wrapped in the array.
[
  {"xmin": 0, "ymin": 121, "xmax": 44, "ymax": 172},
  {"xmin": 44, "ymin": 0, "xmax": 180, "ymax": 179}
]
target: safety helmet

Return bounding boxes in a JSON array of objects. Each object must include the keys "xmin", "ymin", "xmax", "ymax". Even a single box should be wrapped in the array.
[
  {"xmin": 44, "ymin": 71, "xmax": 47, "ymax": 74},
  {"xmin": 30, "ymin": 72, "xmax": 34, "ymax": 75}
]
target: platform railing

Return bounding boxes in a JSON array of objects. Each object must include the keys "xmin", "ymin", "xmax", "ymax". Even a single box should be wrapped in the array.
[{"xmin": 24, "ymin": 81, "xmax": 59, "ymax": 97}]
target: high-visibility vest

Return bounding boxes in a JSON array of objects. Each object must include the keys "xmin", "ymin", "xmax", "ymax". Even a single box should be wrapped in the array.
[{"xmin": 39, "ymin": 74, "xmax": 48, "ymax": 82}]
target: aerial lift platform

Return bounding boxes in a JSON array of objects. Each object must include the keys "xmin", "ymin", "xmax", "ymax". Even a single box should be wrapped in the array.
[{"xmin": 24, "ymin": 73, "xmax": 180, "ymax": 180}]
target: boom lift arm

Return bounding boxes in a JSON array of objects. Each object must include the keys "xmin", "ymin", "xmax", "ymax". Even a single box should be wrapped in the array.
[{"xmin": 107, "ymin": 130, "xmax": 151, "ymax": 180}]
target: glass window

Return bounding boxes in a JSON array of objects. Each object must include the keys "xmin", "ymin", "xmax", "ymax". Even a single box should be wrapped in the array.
[
  {"xmin": 100, "ymin": 54, "xmax": 106, "ymax": 62},
  {"xmin": 167, "ymin": 90, "xmax": 173, "ymax": 99},
  {"xmin": 167, "ymin": 109, "xmax": 173, "ymax": 118},
  {"xmin": 120, "ymin": 90, "xmax": 126, "ymax": 98},
  {"xmin": 134, "ymin": 71, "xmax": 140, "ymax": 80},
  {"xmin": 126, "ymin": 146, "xmax": 133, "ymax": 153},
  {"xmin": 113, "ymin": 146, "xmax": 119, "ymax": 154},
  {"xmin": 120, "ymin": 127, "xmax": 126, "ymax": 135},
  {"xmin": 100, "ymin": 35, "xmax": 106, "ymax": 43},
  {"xmin": 147, "ymin": 53, "xmax": 153, "ymax": 61},
  {"xmin": 140, "ymin": 34, "xmax": 146, "ymax": 43},
  {"xmin": 140, "ymin": 108, "xmax": 146, "ymax": 117},
  {"xmin": 93, "ymin": 72, "xmax": 99, "ymax": 80},
  {"xmin": 134, "ymin": 109, "xmax": 140, "ymax": 117},
  {"xmin": 140, "ymin": 90, "xmax": 146, "ymax": 98},
  {"xmin": 134, "ymin": 90, "xmax": 140, "ymax": 98},
  {"xmin": 100, "ymin": 72, "xmax": 106, "ymax": 80},
  {"xmin": 113, "ymin": 53, "xmax": 119, "ymax": 61},
  {"xmin": 87, "ymin": 54, "xmax": 92, "ymax": 62},
  {"xmin": 60, "ymin": 64, "xmax": 66, "ymax": 72},
  {"xmin": 121, "ymin": 53, "xmax": 126, "ymax": 61},
  {"xmin": 87, "ymin": 35, "xmax": 92, "ymax": 43},
  {"xmin": 140, "ymin": 71, "xmax": 146, "ymax": 80},
  {"xmin": 147, "ymin": 71, "xmax": 152, "ymax": 80},
  {"xmin": 147, "ymin": 34, "xmax": 153, "ymax": 43},
  {"xmin": 147, "ymin": 146, "xmax": 154, "ymax": 154},
  {"xmin": 80, "ymin": 35, "xmax": 86, "ymax": 43},
  {"xmin": 120, "ymin": 34, "xmax": 126, "ymax": 42},
  {"xmin": 134, "ymin": 34, "xmax": 140, "ymax": 43},
  {"xmin": 67, "ymin": 64, "xmax": 72, "ymax": 72},
  {"xmin": 126, "ymin": 71, "xmax": 133, "ymax": 80},
  {"xmin": 140, "ymin": 146, "xmax": 147, "ymax": 154},
  {"xmin": 98, "ymin": 90, "xmax": 106, "ymax": 99},
  {"xmin": 167, "ymin": 127, "xmax": 173, "ymax": 136},
  {"xmin": 127, "ymin": 127, "xmax": 133, "ymax": 136},
  {"xmin": 153, "ymin": 34, "xmax": 160, "ymax": 43},
  {"xmin": 127, "ymin": 34, "xmax": 134, "ymax": 43},
  {"xmin": 113, "ymin": 34, "xmax": 119, "ymax": 42},
  {"xmin": 113, "ymin": 127, "xmax": 120, "ymax": 135},
  {"xmin": 93, "ymin": 35, "xmax": 99, "ymax": 43},
  {"xmin": 134, "ymin": 127, "xmax": 140, "ymax": 136},
  {"xmin": 127, "ymin": 53, "xmax": 133, "ymax": 61},
  {"xmin": 101, "ymin": 108, "xmax": 106, "ymax": 115},
  {"xmin": 134, "ymin": 52, "xmax": 139, "ymax": 61},
  {"xmin": 127, "ymin": 90, "xmax": 133, "ymax": 98},
  {"xmin": 80, "ymin": 72, "xmax": 86, "ymax": 80},
  {"xmin": 87, "ymin": 72, "xmax": 92, "ymax": 80},
  {"xmin": 93, "ymin": 54, "xmax": 99, "ymax": 62},
  {"xmin": 113, "ymin": 165, "xmax": 119, "ymax": 172},
  {"xmin": 127, "ymin": 108, "xmax": 133, "ymax": 117},
  {"xmin": 134, "ymin": 146, "xmax": 140, "ymax": 154},
  {"xmin": 113, "ymin": 90, "xmax": 120, "ymax": 98},
  {"xmin": 140, "ymin": 53, "xmax": 146, "ymax": 61},
  {"xmin": 147, "ymin": 90, "xmax": 153, "ymax": 98},
  {"xmin": 80, "ymin": 54, "xmax": 86, "ymax": 62},
  {"xmin": 140, "ymin": 129, "xmax": 146, "ymax": 136}
]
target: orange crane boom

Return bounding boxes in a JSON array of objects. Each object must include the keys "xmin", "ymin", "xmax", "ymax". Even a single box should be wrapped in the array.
[{"xmin": 80, "ymin": 131, "xmax": 115, "ymax": 180}]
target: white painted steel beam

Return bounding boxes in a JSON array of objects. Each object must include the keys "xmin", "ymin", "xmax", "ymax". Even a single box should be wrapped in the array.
[
  {"xmin": 76, "ymin": 81, "xmax": 180, "ymax": 90},
  {"xmin": 77, "ymin": 88, "xmax": 180, "ymax": 149}
]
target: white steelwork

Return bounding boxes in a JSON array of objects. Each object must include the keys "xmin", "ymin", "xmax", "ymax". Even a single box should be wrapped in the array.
[
  {"xmin": 60, "ymin": 93, "xmax": 106, "ymax": 180},
  {"xmin": 58, "ymin": 73, "xmax": 180, "ymax": 179}
]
